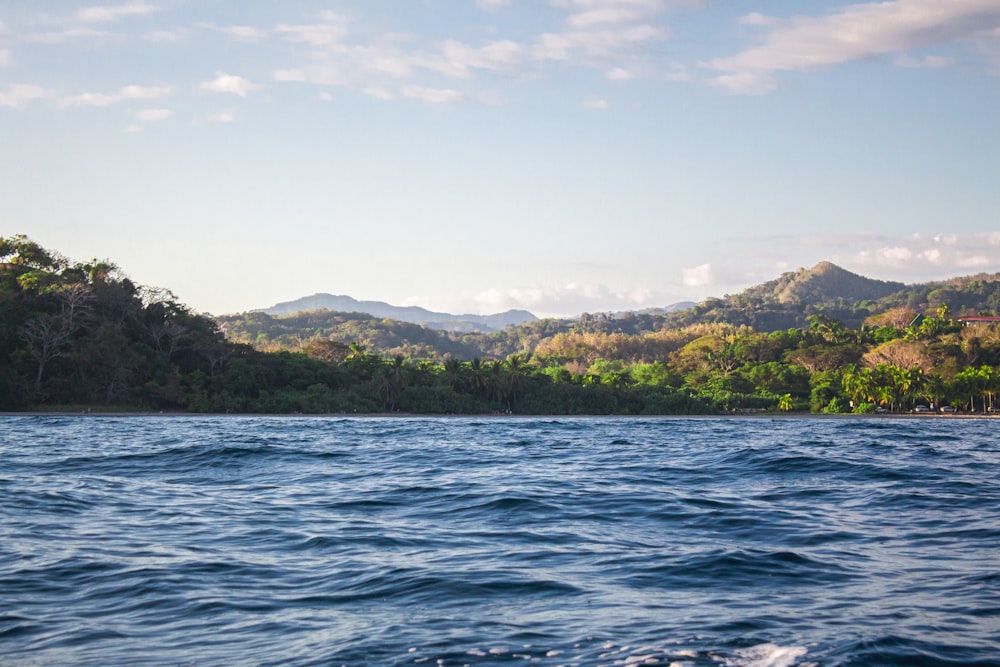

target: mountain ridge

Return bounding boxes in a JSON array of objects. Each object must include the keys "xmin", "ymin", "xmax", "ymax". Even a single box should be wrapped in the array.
[
  {"xmin": 262, "ymin": 293, "xmax": 538, "ymax": 333},
  {"xmin": 258, "ymin": 261, "xmax": 1000, "ymax": 335}
]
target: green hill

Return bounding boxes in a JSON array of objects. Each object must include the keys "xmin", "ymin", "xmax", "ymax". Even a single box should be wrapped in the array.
[{"xmin": 662, "ymin": 262, "xmax": 1000, "ymax": 331}]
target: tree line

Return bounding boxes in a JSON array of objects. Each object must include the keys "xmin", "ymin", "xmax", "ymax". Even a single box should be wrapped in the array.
[{"xmin": 4, "ymin": 235, "xmax": 1000, "ymax": 415}]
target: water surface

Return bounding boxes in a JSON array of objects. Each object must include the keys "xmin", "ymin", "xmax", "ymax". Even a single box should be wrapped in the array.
[{"xmin": 2, "ymin": 416, "xmax": 998, "ymax": 666}]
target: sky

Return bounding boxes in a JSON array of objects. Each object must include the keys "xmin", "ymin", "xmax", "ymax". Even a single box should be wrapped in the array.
[{"xmin": 2, "ymin": 0, "xmax": 999, "ymax": 317}]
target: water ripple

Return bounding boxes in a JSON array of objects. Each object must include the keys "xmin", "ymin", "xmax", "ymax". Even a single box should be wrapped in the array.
[{"xmin": 1, "ymin": 415, "xmax": 998, "ymax": 666}]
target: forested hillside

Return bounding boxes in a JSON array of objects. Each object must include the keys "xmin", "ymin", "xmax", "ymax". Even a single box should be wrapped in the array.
[
  {"xmin": 5, "ymin": 235, "xmax": 1000, "ymax": 416},
  {"xmin": 661, "ymin": 262, "xmax": 1000, "ymax": 331},
  {"xmin": 0, "ymin": 235, "xmax": 229, "ymax": 410}
]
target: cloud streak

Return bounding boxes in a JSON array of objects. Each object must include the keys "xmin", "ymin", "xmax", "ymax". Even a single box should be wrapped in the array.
[
  {"xmin": 850, "ymin": 232, "xmax": 1000, "ymax": 274},
  {"xmin": 707, "ymin": 0, "xmax": 1000, "ymax": 93},
  {"xmin": 0, "ymin": 84, "xmax": 52, "ymax": 108},
  {"xmin": 267, "ymin": 5, "xmax": 671, "ymax": 103},
  {"xmin": 61, "ymin": 84, "xmax": 172, "ymax": 107},
  {"xmin": 200, "ymin": 72, "xmax": 258, "ymax": 97},
  {"xmin": 77, "ymin": 2, "xmax": 159, "ymax": 23},
  {"xmin": 123, "ymin": 106, "xmax": 172, "ymax": 132}
]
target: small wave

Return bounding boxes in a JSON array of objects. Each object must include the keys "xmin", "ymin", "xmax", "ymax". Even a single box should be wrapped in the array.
[
  {"xmin": 624, "ymin": 547, "xmax": 857, "ymax": 590},
  {"xmin": 833, "ymin": 634, "xmax": 1000, "ymax": 666},
  {"xmin": 723, "ymin": 643, "xmax": 809, "ymax": 667},
  {"xmin": 4, "ymin": 415, "xmax": 998, "ymax": 666}
]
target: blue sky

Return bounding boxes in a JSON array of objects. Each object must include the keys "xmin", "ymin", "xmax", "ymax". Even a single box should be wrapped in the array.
[{"xmin": 2, "ymin": 0, "xmax": 999, "ymax": 317}]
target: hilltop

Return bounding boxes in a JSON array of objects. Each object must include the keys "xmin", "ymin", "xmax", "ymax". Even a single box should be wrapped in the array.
[
  {"xmin": 749, "ymin": 261, "xmax": 906, "ymax": 305},
  {"xmin": 670, "ymin": 262, "xmax": 1000, "ymax": 332}
]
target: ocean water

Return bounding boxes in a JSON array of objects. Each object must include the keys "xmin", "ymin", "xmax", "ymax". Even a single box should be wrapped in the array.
[{"xmin": 1, "ymin": 416, "xmax": 998, "ymax": 667}]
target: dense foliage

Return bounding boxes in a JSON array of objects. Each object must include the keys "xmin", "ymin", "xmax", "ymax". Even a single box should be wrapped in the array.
[{"xmin": 5, "ymin": 236, "xmax": 1000, "ymax": 415}]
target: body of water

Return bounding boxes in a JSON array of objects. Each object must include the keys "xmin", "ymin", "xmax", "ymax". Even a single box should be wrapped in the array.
[{"xmin": 1, "ymin": 416, "xmax": 998, "ymax": 666}]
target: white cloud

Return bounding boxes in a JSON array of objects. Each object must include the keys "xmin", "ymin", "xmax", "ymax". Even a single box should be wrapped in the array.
[
  {"xmin": 217, "ymin": 25, "xmax": 267, "ymax": 42},
  {"xmin": 269, "ymin": 5, "xmax": 670, "ymax": 104},
  {"xmin": 77, "ymin": 2, "xmax": 159, "ymax": 23},
  {"xmin": 424, "ymin": 39, "xmax": 524, "ymax": 78},
  {"xmin": 407, "ymin": 281, "xmax": 686, "ymax": 318},
  {"xmin": 584, "ymin": 95, "xmax": 608, "ymax": 109},
  {"xmin": 552, "ymin": 0, "xmax": 668, "ymax": 28},
  {"xmin": 209, "ymin": 110, "xmax": 235, "ymax": 123},
  {"xmin": 200, "ymin": 72, "xmax": 258, "ymax": 97},
  {"xmin": 0, "ymin": 84, "xmax": 52, "ymax": 109},
  {"xmin": 61, "ymin": 84, "xmax": 172, "ymax": 107},
  {"xmin": 477, "ymin": 0, "xmax": 512, "ymax": 9},
  {"xmin": 123, "ymin": 107, "xmax": 171, "ymax": 133},
  {"xmin": 532, "ymin": 24, "xmax": 664, "ymax": 62},
  {"xmin": 709, "ymin": 71, "xmax": 776, "ymax": 95},
  {"xmin": 274, "ymin": 68, "xmax": 307, "ymax": 82},
  {"xmin": 739, "ymin": 12, "xmax": 777, "ymax": 27},
  {"xmin": 682, "ymin": 263, "xmax": 713, "ymax": 287},
  {"xmin": 402, "ymin": 85, "xmax": 466, "ymax": 103},
  {"xmin": 959, "ymin": 255, "xmax": 990, "ymax": 268},
  {"xmin": 62, "ymin": 92, "xmax": 116, "ymax": 107},
  {"xmin": 849, "ymin": 232, "xmax": 1000, "ymax": 275},
  {"xmin": 275, "ymin": 14, "xmax": 349, "ymax": 48},
  {"xmin": 26, "ymin": 27, "xmax": 111, "ymax": 44},
  {"xmin": 707, "ymin": 0, "xmax": 1000, "ymax": 93},
  {"xmin": 894, "ymin": 54, "xmax": 954, "ymax": 68},
  {"xmin": 134, "ymin": 108, "xmax": 171, "ymax": 122},
  {"xmin": 364, "ymin": 87, "xmax": 394, "ymax": 101},
  {"xmin": 145, "ymin": 29, "xmax": 186, "ymax": 43}
]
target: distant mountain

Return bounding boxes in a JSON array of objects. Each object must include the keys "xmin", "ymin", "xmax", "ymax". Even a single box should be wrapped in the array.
[
  {"xmin": 222, "ymin": 262, "xmax": 1000, "ymax": 361},
  {"xmin": 262, "ymin": 293, "xmax": 537, "ymax": 333},
  {"xmin": 609, "ymin": 302, "xmax": 697, "ymax": 318}
]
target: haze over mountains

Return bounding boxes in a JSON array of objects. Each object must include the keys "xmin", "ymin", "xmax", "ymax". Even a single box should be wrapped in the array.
[
  {"xmin": 218, "ymin": 261, "xmax": 1000, "ymax": 362},
  {"xmin": 263, "ymin": 293, "xmax": 538, "ymax": 333},
  {"xmin": 263, "ymin": 293, "xmax": 701, "ymax": 333},
  {"xmin": 259, "ymin": 261, "xmax": 1000, "ymax": 334}
]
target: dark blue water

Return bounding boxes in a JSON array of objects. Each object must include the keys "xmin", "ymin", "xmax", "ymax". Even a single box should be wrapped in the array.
[{"xmin": 2, "ymin": 416, "xmax": 998, "ymax": 666}]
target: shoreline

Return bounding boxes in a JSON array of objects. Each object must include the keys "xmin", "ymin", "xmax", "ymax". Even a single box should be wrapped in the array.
[{"xmin": 2, "ymin": 410, "xmax": 996, "ymax": 419}]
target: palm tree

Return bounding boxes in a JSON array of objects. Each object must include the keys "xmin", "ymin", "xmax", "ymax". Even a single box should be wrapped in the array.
[
  {"xmin": 466, "ymin": 358, "xmax": 488, "ymax": 395},
  {"xmin": 505, "ymin": 353, "xmax": 531, "ymax": 405},
  {"xmin": 841, "ymin": 364, "xmax": 875, "ymax": 408},
  {"xmin": 487, "ymin": 360, "xmax": 509, "ymax": 407},
  {"xmin": 442, "ymin": 358, "xmax": 463, "ymax": 390},
  {"xmin": 389, "ymin": 355, "xmax": 409, "ymax": 390},
  {"xmin": 372, "ymin": 366, "xmax": 397, "ymax": 410},
  {"xmin": 982, "ymin": 366, "xmax": 999, "ymax": 412},
  {"xmin": 901, "ymin": 367, "xmax": 926, "ymax": 411},
  {"xmin": 955, "ymin": 366, "xmax": 986, "ymax": 412},
  {"xmin": 923, "ymin": 373, "xmax": 948, "ymax": 409}
]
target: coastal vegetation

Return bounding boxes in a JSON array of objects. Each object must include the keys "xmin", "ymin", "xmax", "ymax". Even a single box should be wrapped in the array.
[{"xmin": 4, "ymin": 235, "xmax": 1000, "ymax": 415}]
